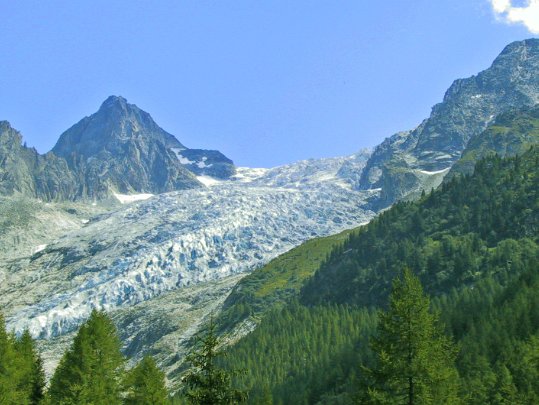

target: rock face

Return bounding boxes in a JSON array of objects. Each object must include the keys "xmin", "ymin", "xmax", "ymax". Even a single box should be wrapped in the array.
[
  {"xmin": 0, "ymin": 96, "xmax": 236, "ymax": 200},
  {"xmin": 448, "ymin": 104, "xmax": 539, "ymax": 178},
  {"xmin": 52, "ymin": 96, "xmax": 235, "ymax": 198},
  {"xmin": 360, "ymin": 38, "xmax": 539, "ymax": 207},
  {"xmin": 0, "ymin": 121, "xmax": 78, "ymax": 200}
]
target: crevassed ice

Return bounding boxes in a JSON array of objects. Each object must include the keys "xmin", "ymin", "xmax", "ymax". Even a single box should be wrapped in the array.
[{"xmin": 8, "ymin": 152, "xmax": 375, "ymax": 339}]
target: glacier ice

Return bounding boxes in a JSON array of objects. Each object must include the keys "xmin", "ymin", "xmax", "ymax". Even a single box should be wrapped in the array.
[{"xmin": 4, "ymin": 152, "xmax": 377, "ymax": 341}]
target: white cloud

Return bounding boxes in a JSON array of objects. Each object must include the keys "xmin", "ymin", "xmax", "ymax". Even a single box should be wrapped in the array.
[{"xmin": 490, "ymin": 0, "xmax": 539, "ymax": 34}]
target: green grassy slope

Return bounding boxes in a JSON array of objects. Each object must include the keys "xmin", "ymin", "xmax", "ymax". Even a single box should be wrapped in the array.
[{"xmin": 217, "ymin": 229, "xmax": 355, "ymax": 332}]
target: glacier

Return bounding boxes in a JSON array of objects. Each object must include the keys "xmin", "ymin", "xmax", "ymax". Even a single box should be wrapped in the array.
[{"xmin": 3, "ymin": 151, "xmax": 377, "ymax": 345}]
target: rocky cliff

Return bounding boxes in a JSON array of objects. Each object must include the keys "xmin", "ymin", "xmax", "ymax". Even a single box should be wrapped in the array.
[{"xmin": 360, "ymin": 38, "xmax": 539, "ymax": 207}]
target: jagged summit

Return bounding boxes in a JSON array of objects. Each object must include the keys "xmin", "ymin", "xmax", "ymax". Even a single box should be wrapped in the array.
[
  {"xmin": 0, "ymin": 97, "xmax": 235, "ymax": 200},
  {"xmin": 496, "ymin": 37, "xmax": 539, "ymax": 58},
  {"xmin": 0, "ymin": 122, "xmax": 76, "ymax": 200},
  {"xmin": 359, "ymin": 38, "xmax": 539, "ymax": 208},
  {"xmin": 100, "ymin": 94, "xmax": 128, "ymax": 108},
  {"xmin": 0, "ymin": 121, "xmax": 20, "ymax": 143},
  {"xmin": 49, "ymin": 96, "xmax": 237, "ymax": 197},
  {"xmin": 52, "ymin": 95, "xmax": 186, "ymax": 160}
]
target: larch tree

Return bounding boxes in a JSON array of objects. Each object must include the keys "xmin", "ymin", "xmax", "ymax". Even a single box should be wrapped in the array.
[
  {"xmin": 182, "ymin": 318, "xmax": 247, "ymax": 404},
  {"xmin": 124, "ymin": 355, "xmax": 169, "ymax": 405},
  {"xmin": 47, "ymin": 309, "xmax": 125, "ymax": 405},
  {"xmin": 14, "ymin": 329, "xmax": 45, "ymax": 405},
  {"xmin": 367, "ymin": 269, "xmax": 460, "ymax": 404},
  {"xmin": 0, "ymin": 312, "xmax": 22, "ymax": 404}
]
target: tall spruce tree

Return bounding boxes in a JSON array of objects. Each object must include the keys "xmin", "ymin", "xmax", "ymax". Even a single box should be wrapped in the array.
[
  {"xmin": 14, "ymin": 330, "xmax": 45, "ymax": 405},
  {"xmin": 124, "ymin": 355, "xmax": 169, "ymax": 405},
  {"xmin": 367, "ymin": 269, "xmax": 460, "ymax": 404},
  {"xmin": 0, "ymin": 312, "xmax": 22, "ymax": 404},
  {"xmin": 182, "ymin": 318, "xmax": 247, "ymax": 404},
  {"xmin": 47, "ymin": 310, "xmax": 125, "ymax": 405}
]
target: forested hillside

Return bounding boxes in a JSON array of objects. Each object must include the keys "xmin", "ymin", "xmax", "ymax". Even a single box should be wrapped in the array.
[
  {"xmin": 217, "ymin": 229, "xmax": 354, "ymax": 334},
  {"xmin": 223, "ymin": 148, "xmax": 539, "ymax": 404},
  {"xmin": 302, "ymin": 148, "xmax": 538, "ymax": 307}
]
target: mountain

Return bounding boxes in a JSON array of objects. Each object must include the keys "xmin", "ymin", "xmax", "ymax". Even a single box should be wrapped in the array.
[
  {"xmin": 360, "ymin": 38, "xmax": 539, "ymax": 207},
  {"xmin": 51, "ymin": 96, "xmax": 235, "ymax": 199},
  {"xmin": 3, "ymin": 39, "xmax": 539, "ymax": 393},
  {"xmin": 0, "ymin": 96, "xmax": 236, "ymax": 201}
]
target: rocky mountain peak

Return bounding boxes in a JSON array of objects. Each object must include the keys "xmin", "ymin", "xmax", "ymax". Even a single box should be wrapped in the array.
[
  {"xmin": 100, "ymin": 95, "xmax": 128, "ymax": 109},
  {"xmin": 0, "ymin": 121, "xmax": 22, "ymax": 146},
  {"xmin": 52, "ymin": 96, "xmax": 185, "ymax": 161},
  {"xmin": 358, "ymin": 38, "xmax": 539, "ymax": 208},
  {"xmin": 496, "ymin": 37, "xmax": 539, "ymax": 60}
]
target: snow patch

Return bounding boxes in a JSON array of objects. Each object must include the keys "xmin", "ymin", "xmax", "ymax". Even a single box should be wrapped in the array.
[
  {"xmin": 33, "ymin": 245, "xmax": 47, "ymax": 254},
  {"xmin": 171, "ymin": 148, "xmax": 213, "ymax": 168},
  {"xmin": 171, "ymin": 148, "xmax": 193, "ymax": 164},
  {"xmin": 113, "ymin": 193, "xmax": 154, "ymax": 204},
  {"xmin": 196, "ymin": 176, "xmax": 222, "ymax": 187},
  {"xmin": 418, "ymin": 167, "xmax": 450, "ymax": 175},
  {"xmin": 196, "ymin": 160, "xmax": 213, "ymax": 169}
]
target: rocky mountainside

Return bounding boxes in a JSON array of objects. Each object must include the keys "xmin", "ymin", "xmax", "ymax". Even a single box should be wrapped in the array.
[
  {"xmin": 3, "ymin": 38, "xmax": 539, "ymax": 389},
  {"xmin": 360, "ymin": 38, "xmax": 539, "ymax": 207},
  {"xmin": 0, "ymin": 121, "xmax": 78, "ymax": 200},
  {"xmin": 0, "ymin": 96, "xmax": 236, "ymax": 200},
  {"xmin": 448, "ymin": 104, "xmax": 539, "ymax": 178}
]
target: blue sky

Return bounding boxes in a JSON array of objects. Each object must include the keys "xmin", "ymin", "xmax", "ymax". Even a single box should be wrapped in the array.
[{"xmin": 1, "ymin": 1, "xmax": 537, "ymax": 167}]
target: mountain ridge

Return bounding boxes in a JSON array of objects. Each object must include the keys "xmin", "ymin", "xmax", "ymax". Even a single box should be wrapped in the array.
[
  {"xmin": 360, "ymin": 38, "xmax": 539, "ymax": 208},
  {"xmin": 0, "ymin": 96, "xmax": 236, "ymax": 200}
]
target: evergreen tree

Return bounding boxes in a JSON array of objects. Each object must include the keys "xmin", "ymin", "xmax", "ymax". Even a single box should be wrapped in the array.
[
  {"xmin": 0, "ymin": 312, "xmax": 22, "ymax": 404},
  {"xmin": 182, "ymin": 318, "xmax": 247, "ymax": 404},
  {"xmin": 492, "ymin": 363, "xmax": 519, "ymax": 405},
  {"xmin": 124, "ymin": 355, "xmax": 169, "ymax": 405},
  {"xmin": 48, "ymin": 310, "xmax": 125, "ymax": 405},
  {"xmin": 14, "ymin": 329, "xmax": 45, "ymax": 405},
  {"xmin": 367, "ymin": 269, "xmax": 460, "ymax": 404}
]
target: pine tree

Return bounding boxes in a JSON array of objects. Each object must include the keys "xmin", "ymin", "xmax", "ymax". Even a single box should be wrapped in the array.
[
  {"xmin": 124, "ymin": 355, "xmax": 169, "ymax": 405},
  {"xmin": 367, "ymin": 269, "xmax": 460, "ymax": 404},
  {"xmin": 493, "ymin": 363, "xmax": 519, "ymax": 405},
  {"xmin": 48, "ymin": 310, "xmax": 125, "ymax": 405},
  {"xmin": 182, "ymin": 318, "xmax": 247, "ymax": 404},
  {"xmin": 14, "ymin": 329, "xmax": 45, "ymax": 405},
  {"xmin": 0, "ymin": 312, "xmax": 22, "ymax": 404}
]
